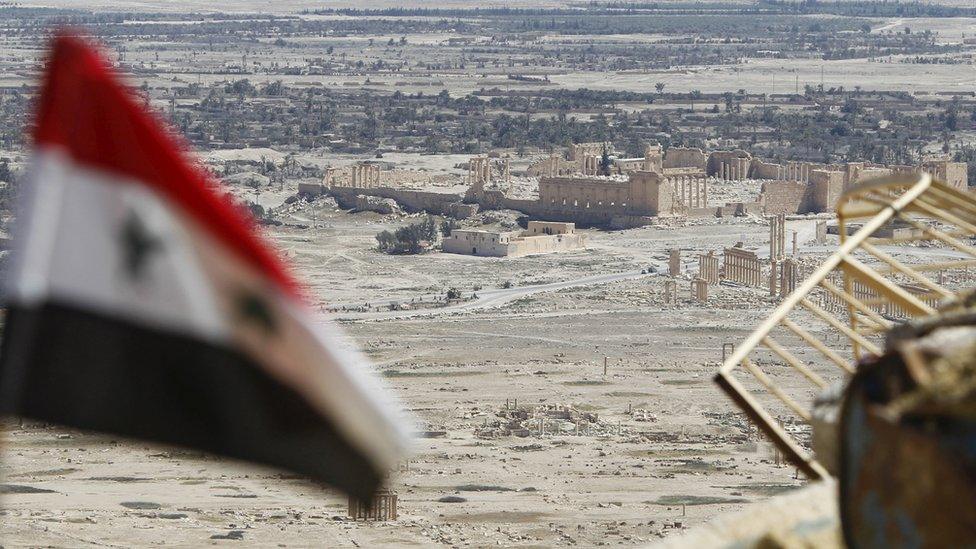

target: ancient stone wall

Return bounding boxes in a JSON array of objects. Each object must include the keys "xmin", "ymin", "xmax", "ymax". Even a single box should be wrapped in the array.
[
  {"xmin": 807, "ymin": 170, "xmax": 845, "ymax": 213},
  {"xmin": 751, "ymin": 159, "xmax": 777, "ymax": 180},
  {"xmin": 922, "ymin": 160, "xmax": 968, "ymax": 190},
  {"xmin": 758, "ymin": 180, "xmax": 807, "ymax": 214},
  {"xmin": 568, "ymin": 142, "xmax": 610, "ymax": 161},
  {"xmin": 631, "ymin": 171, "xmax": 676, "ymax": 216},
  {"xmin": 707, "ymin": 150, "xmax": 752, "ymax": 178},
  {"xmin": 448, "ymin": 202, "xmax": 480, "ymax": 219},
  {"xmin": 613, "ymin": 158, "xmax": 645, "ymax": 173},
  {"xmin": 539, "ymin": 177, "xmax": 632, "ymax": 213},
  {"xmin": 663, "ymin": 147, "xmax": 708, "ymax": 171},
  {"xmin": 298, "ymin": 181, "xmax": 328, "ymax": 197},
  {"xmin": 644, "ymin": 144, "xmax": 664, "ymax": 172},
  {"xmin": 527, "ymin": 154, "xmax": 576, "ymax": 177},
  {"xmin": 324, "ymin": 185, "xmax": 462, "ymax": 215}
]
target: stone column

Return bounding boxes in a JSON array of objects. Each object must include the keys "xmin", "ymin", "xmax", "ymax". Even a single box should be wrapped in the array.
[
  {"xmin": 692, "ymin": 278, "xmax": 708, "ymax": 303},
  {"xmin": 669, "ymin": 249, "xmax": 681, "ymax": 276}
]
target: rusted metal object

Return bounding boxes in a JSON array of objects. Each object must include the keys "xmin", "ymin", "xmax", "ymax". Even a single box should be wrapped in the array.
[
  {"xmin": 840, "ymin": 318, "xmax": 976, "ymax": 547},
  {"xmin": 715, "ymin": 174, "xmax": 976, "ymax": 479}
]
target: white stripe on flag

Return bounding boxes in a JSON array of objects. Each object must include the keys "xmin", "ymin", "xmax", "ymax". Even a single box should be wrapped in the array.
[
  {"xmin": 7, "ymin": 147, "xmax": 412, "ymax": 473},
  {"xmin": 7, "ymin": 149, "xmax": 227, "ymax": 341}
]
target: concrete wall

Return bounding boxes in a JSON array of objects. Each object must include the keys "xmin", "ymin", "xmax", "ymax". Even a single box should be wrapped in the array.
[
  {"xmin": 442, "ymin": 228, "xmax": 586, "ymax": 257},
  {"xmin": 442, "ymin": 230, "xmax": 519, "ymax": 257},
  {"xmin": 507, "ymin": 233, "xmax": 587, "ymax": 257},
  {"xmin": 526, "ymin": 221, "xmax": 575, "ymax": 235}
]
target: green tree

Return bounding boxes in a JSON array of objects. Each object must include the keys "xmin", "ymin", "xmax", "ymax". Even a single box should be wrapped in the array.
[{"xmin": 599, "ymin": 144, "xmax": 612, "ymax": 176}]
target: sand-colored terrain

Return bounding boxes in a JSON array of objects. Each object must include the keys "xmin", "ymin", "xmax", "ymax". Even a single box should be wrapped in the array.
[{"xmin": 1, "ymin": 178, "xmax": 846, "ymax": 547}]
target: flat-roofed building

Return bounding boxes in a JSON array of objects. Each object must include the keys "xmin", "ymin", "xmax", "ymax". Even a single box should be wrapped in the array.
[{"xmin": 442, "ymin": 222, "xmax": 587, "ymax": 258}]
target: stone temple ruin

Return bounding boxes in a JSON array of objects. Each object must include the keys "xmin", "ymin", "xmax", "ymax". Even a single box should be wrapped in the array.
[
  {"xmin": 520, "ymin": 143, "xmax": 966, "ymax": 226},
  {"xmin": 298, "ymin": 143, "xmax": 967, "ymax": 233},
  {"xmin": 663, "ymin": 217, "xmax": 802, "ymax": 305},
  {"xmin": 527, "ymin": 143, "xmax": 710, "ymax": 226},
  {"xmin": 475, "ymin": 403, "xmax": 622, "ymax": 439}
]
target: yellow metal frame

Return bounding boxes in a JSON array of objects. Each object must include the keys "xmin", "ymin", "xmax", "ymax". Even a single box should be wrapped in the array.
[{"xmin": 715, "ymin": 174, "xmax": 976, "ymax": 479}]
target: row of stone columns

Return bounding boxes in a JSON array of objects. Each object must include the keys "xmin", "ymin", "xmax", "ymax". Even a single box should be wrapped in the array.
[
  {"xmin": 547, "ymin": 152, "xmax": 560, "ymax": 177},
  {"xmin": 469, "ymin": 156, "xmax": 492, "ymax": 186},
  {"xmin": 581, "ymin": 154, "xmax": 600, "ymax": 176},
  {"xmin": 350, "ymin": 163, "xmax": 380, "ymax": 188},
  {"xmin": 723, "ymin": 247, "xmax": 763, "ymax": 287},
  {"xmin": 470, "ymin": 156, "xmax": 512, "ymax": 188},
  {"xmin": 674, "ymin": 176, "xmax": 708, "ymax": 209},
  {"xmin": 779, "ymin": 162, "xmax": 811, "ymax": 183},
  {"xmin": 699, "ymin": 251, "xmax": 720, "ymax": 284},
  {"xmin": 719, "ymin": 158, "xmax": 750, "ymax": 180},
  {"xmin": 322, "ymin": 167, "xmax": 337, "ymax": 188}
]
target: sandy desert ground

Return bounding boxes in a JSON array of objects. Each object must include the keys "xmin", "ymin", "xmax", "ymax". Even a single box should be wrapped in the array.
[{"xmin": 1, "ymin": 176, "xmax": 850, "ymax": 547}]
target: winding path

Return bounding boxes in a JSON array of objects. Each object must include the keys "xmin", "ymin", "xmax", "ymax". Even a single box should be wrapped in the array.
[{"xmin": 334, "ymin": 269, "xmax": 654, "ymax": 321}]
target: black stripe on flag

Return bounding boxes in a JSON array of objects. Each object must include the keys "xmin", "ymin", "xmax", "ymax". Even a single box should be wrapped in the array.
[{"xmin": 0, "ymin": 302, "xmax": 382, "ymax": 499}]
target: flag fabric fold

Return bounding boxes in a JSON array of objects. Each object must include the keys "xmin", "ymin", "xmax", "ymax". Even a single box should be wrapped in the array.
[{"xmin": 0, "ymin": 33, "xmax": 410, "ymax": 499}]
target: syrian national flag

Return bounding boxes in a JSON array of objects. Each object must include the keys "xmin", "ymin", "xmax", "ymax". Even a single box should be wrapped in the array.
[{"xmin": 0, "ymin": 34, "xmax": 410, "ymax": 499}]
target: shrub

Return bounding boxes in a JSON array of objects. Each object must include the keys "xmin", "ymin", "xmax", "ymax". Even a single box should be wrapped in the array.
[{"xmin": 376, "ymin": 216, "xmax": 439, "ymax": 254}]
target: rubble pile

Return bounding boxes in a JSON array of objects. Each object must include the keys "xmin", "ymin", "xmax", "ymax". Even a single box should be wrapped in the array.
[{"xmin": 475, "ymin": 403, "xmax": 622, "ymax": 439}]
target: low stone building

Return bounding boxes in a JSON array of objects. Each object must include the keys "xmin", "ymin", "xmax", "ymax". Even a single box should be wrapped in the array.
[{"xmin": 442, "ymin": 221, "xmax": 587, "ymax": 258}]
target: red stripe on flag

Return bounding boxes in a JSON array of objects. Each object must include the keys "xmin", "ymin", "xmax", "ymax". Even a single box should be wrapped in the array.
[{"xmin": 33, "ymin": 32, "xmax": 301, "ymax": 298}]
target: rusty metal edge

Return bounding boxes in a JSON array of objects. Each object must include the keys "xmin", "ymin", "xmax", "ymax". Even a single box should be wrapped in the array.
[{"xmin": 714, "ymin": 370, "xmax": 825, "ymax": 480}]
